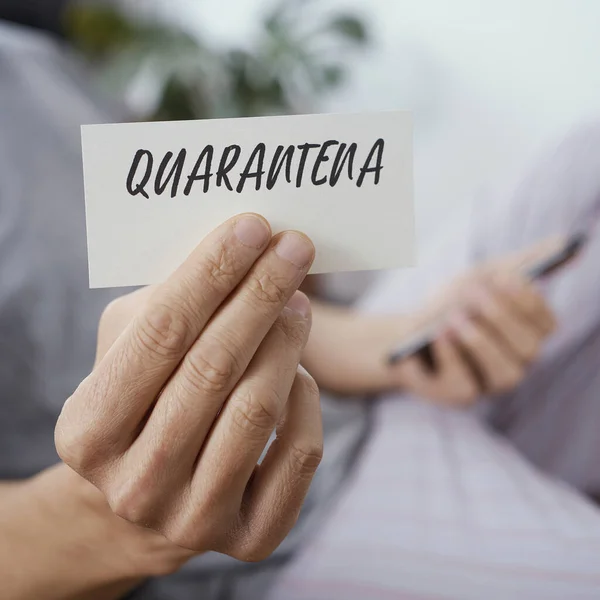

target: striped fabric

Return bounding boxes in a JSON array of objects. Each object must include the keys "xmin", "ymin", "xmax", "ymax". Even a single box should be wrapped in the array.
[
  {"xmin": 267, "ymin": 123, "xmax": 600, "ymax": 598},
  {"xmin": 268, "ymin": 401, "xmax": 600, "ymax": 599}
]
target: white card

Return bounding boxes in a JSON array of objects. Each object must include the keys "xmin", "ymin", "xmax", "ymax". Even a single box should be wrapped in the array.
[{"xmin": 81, "ymin": 111, "xmax": 415, "ymax": 288}]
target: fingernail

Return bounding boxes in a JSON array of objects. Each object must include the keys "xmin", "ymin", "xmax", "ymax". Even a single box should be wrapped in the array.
[
  {"xmin": 275, "ymin": 233, "xmax": 315, "ymax": 269},
  {"xmin": 286, "ymin": 291, "xmax": 311, "ymax": 319},
  {"xmin": 234, "ymin": 215, "xmax": 271, "ymax": 248}
]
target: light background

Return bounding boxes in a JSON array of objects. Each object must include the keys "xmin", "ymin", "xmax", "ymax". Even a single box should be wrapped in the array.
[{"xmin": 150, "ymin": 0, "xmax": 600, "ymax": 295}]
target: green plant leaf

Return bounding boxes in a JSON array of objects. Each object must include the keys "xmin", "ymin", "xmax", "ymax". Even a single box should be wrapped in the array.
[
  {"xmin": 64, "ymin": 1, "xmax": 369, "ymax": 119},
  {"xmin": 327, "ymin": 15, "xmax": 369, "ymax": 44},
  {"xmin": 153, "ymin": 76, "xmax": 204, "ymax": 121},
  {"xmin": 65, "ymin": 5, "xmax": 136, "ymax": 57},
  {"xmin": 321, "ymin": 64, "xmax": 345, "ymax": 87}
]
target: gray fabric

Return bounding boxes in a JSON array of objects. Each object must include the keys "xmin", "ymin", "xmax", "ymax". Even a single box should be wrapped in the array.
[
  {"xmin": 0, "ymin": 21, "xmax": 370, "ymax": 600},
  {"xmin": 0, "ymin": 22, "xmax": 125, "ymax": 479}
]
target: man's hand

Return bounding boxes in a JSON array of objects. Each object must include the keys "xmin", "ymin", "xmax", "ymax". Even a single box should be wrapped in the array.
[
  {"xmin": 55, "ymin": 214, "xmax": 323, "ymax": 561},
  {"xmin": 0, "ymin": 464, "xmax": 193, "ymax": 600}
]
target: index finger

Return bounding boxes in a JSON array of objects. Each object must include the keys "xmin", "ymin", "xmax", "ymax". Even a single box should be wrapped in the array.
[{"xmin": 488, "ymin": 236, "xmax": 566, "ymax": 275}]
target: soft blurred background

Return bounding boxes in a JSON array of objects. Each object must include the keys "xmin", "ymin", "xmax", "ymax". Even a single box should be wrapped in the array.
[{"xmin": 66, "ymin": 0, "xmax": 600, "ymax": 300}]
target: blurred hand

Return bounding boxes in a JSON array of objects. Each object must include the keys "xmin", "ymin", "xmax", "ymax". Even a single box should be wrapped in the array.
[
  {"xmin": 55, "ymin": 214, "xmax": 322, "ymax": 562},
  {"xmin": 304, "ymin": 238, "xmax": 558, "ymax": 406},
  {"xmin": 393, "ymin": 268, "xmax": 556, "ymax": 406}
]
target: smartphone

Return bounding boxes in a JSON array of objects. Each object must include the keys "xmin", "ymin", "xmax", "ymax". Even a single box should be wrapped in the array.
[{"xmin": 387, "ymin": 231, "xmax": 588, "ymax": 367}]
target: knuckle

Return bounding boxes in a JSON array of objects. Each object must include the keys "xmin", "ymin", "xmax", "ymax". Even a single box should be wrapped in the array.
[
  {"xmin": 163, "ymin": 519, "xmax": 209, "ymax": 552},
  {"xmin": 106, "ymin": 474, "xmax": 160, "ymax": 528},
  {"xmin": 182, "ymin": 342, "xmax": 239, "ymax": 396},
  {"xmin": 245, "ymin": 272, "xmax": 289, "ymax": 311},
  {"xmin": 234, "ymin": 540, "xmax": 277, "ymax": 563},
  {"xmin": 133, "ymin": 303, "xmax": 192, "ymax": 360},
  {"xmin": 287, "ymin": 440, "xmax": 323, "ymax": 478},
  {"xmin": 199, "ymin": 242, "xmax": 243, "ymax": 290},
  {"xmin": 55, "ymin": 428, "xmax": 93, "ymax": 474},
  {"xmin": 164, "ymin": 500, "xmax": 232, "ymax": 551},
  {"xmin": 54, "ymin": 416, "xmax": 93, "ymax": 473},
  {"xmin": 163, "ymin": 529, "xmax": 198, "ymax": 552},
  {"xmin": 296, "ymin": 369, "xmax": 320, "ymax": 401},
  {"xmin": 274, "ymin": 313, "xmax": 310, "ymax": 350},
  {"xmin": 225, "ymin": 522, "xmax": 286, "ymax": 564},
  {"xmin": 230, "ymin": 387, "xmax": 281, "ymax": 439},
  {"xmin": 55, "ymin": 387, "xmax": 111, "ymax": 474}
]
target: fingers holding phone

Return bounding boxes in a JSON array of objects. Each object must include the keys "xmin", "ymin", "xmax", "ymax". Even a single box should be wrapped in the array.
[
  {"xmin": 464, "ymin": 272, "xmax": 556, "ymax": 360},
  {"xmin": 448, "ymin": 271, "xmax": 556, "ymax": 389},
  {"xmin": 392, "ymin": 269, "xmax": 557, "ymax": 407}
]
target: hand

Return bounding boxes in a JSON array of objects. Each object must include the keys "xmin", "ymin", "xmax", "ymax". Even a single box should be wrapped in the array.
[
  {"xmin": 303, "ymin": 240, "xmax": 558, "ymax": 404},
  {"xmin": 393, "ymin": 268, "xmax": 556, "ymax": 406},
  {"xmin": 55, "ymin": 214, "xmax": 322, "ymax": 562},
  {"xmin": 0, "ymin": 464, "xmax": 194, "ymax": 599}
]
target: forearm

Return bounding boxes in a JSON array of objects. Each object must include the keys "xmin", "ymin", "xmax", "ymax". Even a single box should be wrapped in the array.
[
  {"xmin": 302, "ymin": 301, "xmax": 354, "ymax": 388},
  {"xmin": 0, "ymin": 464, "xmax": 183, "ymax": 600},
  {"xmin": 303, "ymin": 300, "xmax": 413, "ymax": 395}
]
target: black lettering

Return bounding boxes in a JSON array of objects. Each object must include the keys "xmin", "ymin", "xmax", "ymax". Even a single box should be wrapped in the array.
[
  {"xmin": 236, "ymin": 143, "xmax": 266, "ymax": 193},
  {"xmin": 155, "ymin": 149, "xmax": 186, "ymax": 198},
  {"xmin": 126, "ymin": 149, "xmax": 154, "ymax": 199},
  {"xmin": 216, "ymin": 145, "xmax": 241, "ymax": 191},
  {"xmin": 330, "ymin": 143, "xmax": 357, "ymax": 186},
  {"xmin": 295, "ymin": 143, "xmax": 320, "ymax": 188},
  {"xmin": 184, "ymin": 146, "xmax": 214, "ymax": 195},
  {"xmin": 311, "ymin": 140, "xmax": 339, "ymax": 186},
  {"xmin": 357, "ymin": 139, "xmax": 385, "ymax": 187},
  {"xmin": 267, "ymin": 145, "xmax": 295, "ymax": 190}
]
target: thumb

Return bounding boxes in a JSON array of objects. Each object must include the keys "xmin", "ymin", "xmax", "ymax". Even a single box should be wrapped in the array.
[{"xmin": 485, "ymin": 235, "xmax": 566, "ymax": 276}]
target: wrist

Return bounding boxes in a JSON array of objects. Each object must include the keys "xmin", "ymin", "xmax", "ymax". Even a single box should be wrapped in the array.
[
  {"xmin": 30, "ymin": 464, "xmax": 191, "ymax": 580},
  {"xmin": 305, "ymin": 309, "xmax": 412, "ymax": 395}
]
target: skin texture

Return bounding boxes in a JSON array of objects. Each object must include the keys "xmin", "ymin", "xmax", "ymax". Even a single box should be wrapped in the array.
[
  {"xmin": 55, "ymin": 214, "xmax": 323, "ymax": 559},
  {"xmin": 1, "ymin": 214, "xmax": 322, "ymax": 599},
  {"xmin": 304, "ymin": 239, "xmax": 559, "ymax": 405},
  {"xmin": 0, "ymin": 464, "xmax": 193, "ymax": 600}
]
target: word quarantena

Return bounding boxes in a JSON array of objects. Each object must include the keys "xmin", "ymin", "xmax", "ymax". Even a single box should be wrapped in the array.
[{"xmin": 126, "ymin": 139, "xmax": 385, "ymax": 199}]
